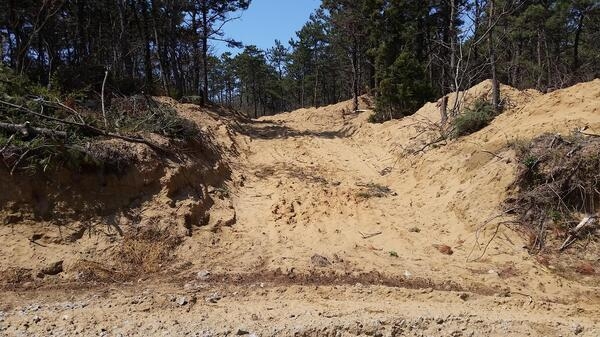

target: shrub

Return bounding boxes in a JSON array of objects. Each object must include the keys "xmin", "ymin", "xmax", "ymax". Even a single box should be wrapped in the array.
[{"xmin": 451, "ymin": 98, "xmax": 497, "ymax": 138}]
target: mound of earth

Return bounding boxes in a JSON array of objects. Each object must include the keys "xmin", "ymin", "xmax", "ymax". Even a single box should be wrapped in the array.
[
  {"xmin": 1, "ymin": 80, "xmax": 600, "ymax": 336},
  {"xmin": 0, "ymin": 99, "xmax": 240, "ymax": 283}
]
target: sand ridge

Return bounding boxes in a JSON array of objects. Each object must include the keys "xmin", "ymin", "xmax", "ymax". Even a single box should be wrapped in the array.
[{"xmin": 1, "ymin": 79, "xmax": 600, "ymax": 336}]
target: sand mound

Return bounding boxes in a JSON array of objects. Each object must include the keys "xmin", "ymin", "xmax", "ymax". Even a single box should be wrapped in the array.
[
  {"xmin": 2, "ymin": 80, "xmax": 600, "ymax": 336},
  {"xmin": 0, "ymin": 100, "xmax": 240, "ymax": 281},
  {"xmin": 240, "ymin": 79, "xmax": 600, "ymax": 287}
]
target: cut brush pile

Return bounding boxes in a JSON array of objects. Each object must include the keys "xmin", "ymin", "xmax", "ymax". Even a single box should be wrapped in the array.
[
  {"xmin": 506, "ymin": 132, "xmax": 600, "ymax": 256},
  {"xmin": 0, "ymin": 67, "xmax": 199, "ymax": 174}
]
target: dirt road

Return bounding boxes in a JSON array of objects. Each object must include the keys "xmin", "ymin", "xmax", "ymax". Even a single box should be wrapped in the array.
[{"xmin": 2, "ymin": 81, "xmax": 600, "ymax": 336}]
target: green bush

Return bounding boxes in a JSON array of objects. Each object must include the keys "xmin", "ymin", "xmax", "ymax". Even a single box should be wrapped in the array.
[{"xmin": 451, "ymin": 99, "xmax": 497, "ymax": 138}]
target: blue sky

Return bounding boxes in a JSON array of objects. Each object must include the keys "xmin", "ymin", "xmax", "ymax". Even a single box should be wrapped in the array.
[{"xmin": 213, "ymin": 0, "xmax": 321, "ymax": 54}]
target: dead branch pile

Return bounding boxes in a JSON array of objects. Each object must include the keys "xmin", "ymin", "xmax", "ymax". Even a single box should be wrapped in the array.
[
  {"xmin": 0, "ymin": 66, "xmax": 204, "ymax": 173},
  {"xmin": 505, "ymin": 133, "xmax": 600, "ymax": 253}
]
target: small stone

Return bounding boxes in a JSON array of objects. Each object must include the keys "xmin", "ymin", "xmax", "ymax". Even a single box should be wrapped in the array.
[
  {"xmin": 206, "ymin": 293, "xmax": 221, "ymax": 303},
  {"xmin": 176, "ymin": 297, "xmax": 188, "ymax": 306},
  {"xmin": 436, "ymin": 317, "xmax": 444, "ymax": 324},
  {"xmin": 40, "ymin": 261, "xmax": 63, "ymax": 276},
  {"xmin": 196, "ymin": 270, "xmax": 211, "ymax": 280},
  {"xmin": 32, "ymin": 316, "xmax": 42, "ymax": 323},
  {"xmin": 236, "ymin": 328, "xmax": 250, "ymax": 335},
  {"xmin": 311, "ymin": 254, "xmax": 331, "ymax": 267},
  {"xmin": 459, "ymin": 293, "xmax": 469, "ymax": 301},
  {"xmin": 433, "ymin": 244, "xmax": 454, "ymax": 255},
  {"xmin": 572, "ymin": 324, "xmax": 584, "ymax": 335}
]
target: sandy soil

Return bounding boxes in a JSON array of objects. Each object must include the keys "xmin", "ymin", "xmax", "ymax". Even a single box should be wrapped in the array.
[{"xmin": 1, "ymin": 80, "xmax": 600, "ymax": 336}]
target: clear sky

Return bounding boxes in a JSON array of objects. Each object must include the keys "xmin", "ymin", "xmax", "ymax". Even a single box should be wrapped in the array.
[{"xmin": 213, "ymin": 0, "xmax": 322, "ymax": 55}]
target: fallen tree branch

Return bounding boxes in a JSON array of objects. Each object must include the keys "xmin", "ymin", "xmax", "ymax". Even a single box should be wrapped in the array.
[
  {"xmin": 0, "ymin": 99, "xmax": 168, "ymax": 152},
  {"xmin": 0, "ymin": 133, "xmax": 16, "ymax": 154},
  {"xmin": 579, "ymin": 131, "xmax": 600, "ymax": 138},
  {"xmin": 101, "ymin": 67, "xmax": 109, "ymax": 129},
  {"xmin": 559, "ymin": 215, "xmax": 598, "ymax": 251},
  {"xmin": 0, "ymin": 121, "xmax": 67, "ymax": 138},
  {"xmin": 411, "ymin": 135, "xmax": 447, "ymax": 154},
  {"xmin": 467, "ymin": 208, "xmax": 517, "ymax": 262},
  {"xmin": 359, "ymin": 231, "xmax": 382, "ymax": 239},
  {"xmin": 10, "ymin": 148, "xmax": 31, "ymax": 175},
  {"xmin": 481, "ymin": 150, "xmax": 504, "ymax": 160}
]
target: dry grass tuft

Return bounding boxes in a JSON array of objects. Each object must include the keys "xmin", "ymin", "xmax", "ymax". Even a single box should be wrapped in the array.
[
  {"xmin": 116, "ymin": 225, "xmax": 182, "ymax": 275},
  {"xmin": 355, "ymin": 183, "xmax": 394, "ymax": 199},
  {"xmin": 70, "ymin": 260, "xmax": 122, "ymax": 282}
]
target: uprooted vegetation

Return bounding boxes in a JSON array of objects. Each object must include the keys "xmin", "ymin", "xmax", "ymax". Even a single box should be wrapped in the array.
[
  {"xmin": 506, "ymin": 133, "xmax": 600, "ymax": 256},
  {"xmin": 0, "ymin": 66, "xmax": 199, "ymax": 174},
  {"xmin": 0, "ymin": 65, "xmax": 234, "ymax": 252},
  {"xmin": 355, "ymin": 182, "xmax": 395, "ymax": 199},
  {"xmin": 403, "ymin": 97, "xmax": 498, "ymax": 155}
]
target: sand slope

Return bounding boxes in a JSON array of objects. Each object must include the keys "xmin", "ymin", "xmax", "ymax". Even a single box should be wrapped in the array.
[{"xmin": 1, "ymin": 80, "xmax": 600, "ymax": 336}]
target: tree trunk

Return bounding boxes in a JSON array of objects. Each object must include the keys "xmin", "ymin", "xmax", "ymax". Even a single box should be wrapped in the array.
[
  {"xmin": 572, "ymin": 9, "xmax": 585, "ymax": 71},
  {"xmin": 301, "ymin": 72, "xmax": 305, "ymax": 107},
  {"xmin": 201, "ymin": 4, "xmax": 210, "ymax": 105},
  {"xmin": 536, "ymin": 29, "xmax": 543, "ymax": 90},
  {"xmin": 439, "ymin": 96, "xmax": 448, "ymax": 126},
  {"xmin": 351, "ymin": 37, "xmax": 359, "ymax": 112},
  {"xmin": 449, "ymin": 0, "xmax": 457, "ymax": 91},
  {"xmin": 150, "ymin": 0, "xmax": 169, "ymax": 94},
  {"xmin": 314, "ymin": 65, "xmax": 319, "ymax": 107},
  {"xmin": 511, "ymin": 42, "xmax": 520, "ymax": 87},
  {"xmin": 191, "ymin": 7, "xmax": 200, "ymax": 95},
  {"xmin": 135, "ymin": 0, "xmax": 153, "ymax": 90},
  {"xmin": 0, "ymin": 34, "xmax": 4, "ymax": 64},
  {"xmin": 488, "ymin": 0, "xmax": 500, "ymax": 112}
]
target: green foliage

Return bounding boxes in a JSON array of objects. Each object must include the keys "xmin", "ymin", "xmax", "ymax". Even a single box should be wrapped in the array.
[
  {"xmin": 451, "ymin": 99, "xmax": 497, "ymax": 138},
  {"xmin": 522, "ymin": 155, "xmax": 539, "ymax": 169},
  {"xmin": 372, "ymin": 52, "xmax": 433, "ymax": 122},
  {"xmin": 548, "ymin": 209, "xmax": 563, "ymax": 223},
  {"xmin": 108, "ymin": 96, "xmax": 199, "ymax": 139},
  {"xmin": 0, "ymin": 67, "xmax": 198, "ymax": 174}
]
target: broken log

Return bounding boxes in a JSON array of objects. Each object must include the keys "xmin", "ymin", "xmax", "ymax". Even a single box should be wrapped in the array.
[
  {"xmin": 0, "ymin": 100, "xmax": 168, "ymax": 152},
  {"xmin": 559, "ymin": 215, "xmax": 598, "ymax": 251},
  {"xmin": 0, "ymin": 121, "xmax": 67, "ymax": 138},
  {"xmin": 437, "ymin": 96, "xmax": 449, "ymax": 126}
]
